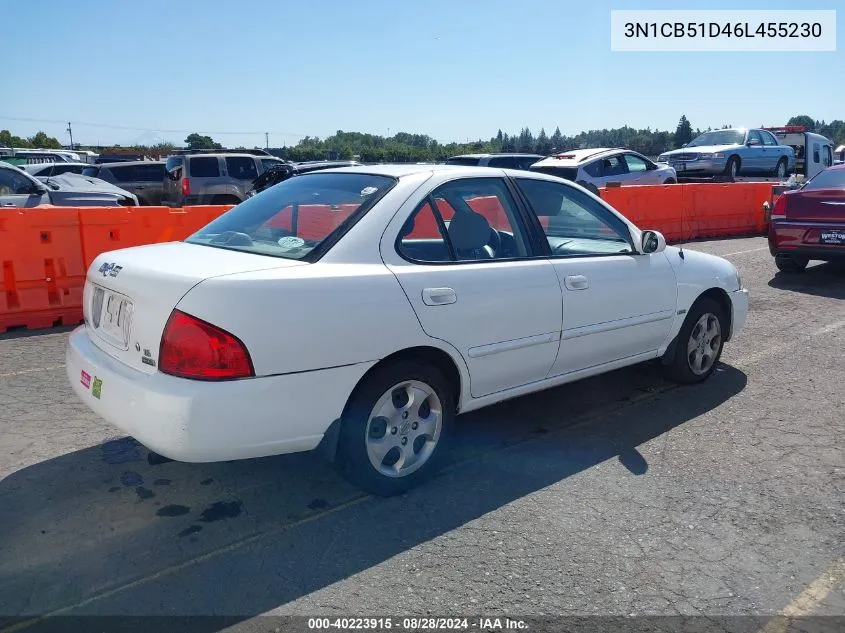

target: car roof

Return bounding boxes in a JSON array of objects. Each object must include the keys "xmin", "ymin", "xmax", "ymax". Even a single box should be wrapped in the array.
[
  {"xmin": 296, "ymin": 163, "xmax": 588, "ymax": 184},
  {"xmin": 448, "ymin": 153, "xmax": 545, "ymax": 159},
  {"xmin": 94, "ymin": 160, "xmax": 165, "ymax": 168},
  {"xmin": 532, "ymin": 147, "xmax": 626, "ymax": 166}
]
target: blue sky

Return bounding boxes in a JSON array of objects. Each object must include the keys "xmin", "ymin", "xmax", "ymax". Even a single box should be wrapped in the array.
[{"xmin": 2, "ymin": 0, "xmax": 841, "ymax": 148}]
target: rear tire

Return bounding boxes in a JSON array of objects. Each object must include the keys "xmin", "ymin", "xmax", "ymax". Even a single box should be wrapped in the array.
[
  {"xmin": 662, "ymin": 298, "xmax": 726, "ymax": 385},
  {"xmin": 335, "ymin": 360, "xmax": 454, "ymax": 497},
  {"xmin": 775, "ymin": 254, "xmax": 808, "ymax": 273},
  {"xmin": 774, "ymin": 158, "xmax": 788, "ymax": 179}
]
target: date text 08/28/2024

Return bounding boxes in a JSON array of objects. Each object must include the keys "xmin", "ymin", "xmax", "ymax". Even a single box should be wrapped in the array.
[{"xmin": 307, "ymin": 617, "xmax": 528, "ymax": 630}]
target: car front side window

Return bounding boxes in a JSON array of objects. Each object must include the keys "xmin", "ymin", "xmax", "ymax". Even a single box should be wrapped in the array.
[
  {"xmin": 0, "ymin": 169, "xmax": 38, "ymax": 195},
  {"xmin": 515, "ymin": 178, "xmax": 634, "ymax": 257}
]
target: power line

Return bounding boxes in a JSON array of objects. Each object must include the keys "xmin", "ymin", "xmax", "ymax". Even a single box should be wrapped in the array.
[{"xmin": 0, "ymin": 115, "xmax": 310, "ymax": 138}]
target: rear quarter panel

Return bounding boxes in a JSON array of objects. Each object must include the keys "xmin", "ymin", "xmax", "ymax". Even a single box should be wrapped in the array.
[{"xmin": 174, "ymin": 262, "xmax": 448, "ymax": 377}]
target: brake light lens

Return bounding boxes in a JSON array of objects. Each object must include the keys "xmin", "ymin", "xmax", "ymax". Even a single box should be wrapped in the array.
[
  {"xmin": 771, "ymin": 194, "xmax": 788, "ymax": 220},
  {"xmin": 159, "ymin": 310, "xmax": 254, "ymax": 380},
  {"xmin": 181, "ymin": 177, "xmax": 191, "ymax": 196}
]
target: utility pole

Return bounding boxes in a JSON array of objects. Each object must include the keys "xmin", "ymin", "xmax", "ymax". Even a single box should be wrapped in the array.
[
  {"xmin": 265, "ymin": 132, "xmax": 269, "ymax": 149},
  {"xmin": 67, "ymin": 122, "xmax": 74, "ymax": 149}
]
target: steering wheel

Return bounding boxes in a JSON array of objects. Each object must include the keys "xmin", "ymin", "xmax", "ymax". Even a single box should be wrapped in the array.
[
  {"xmin": 486, "ymin": 228, "xmax": 502, "ymax": 256},
  {"xmin": 209, "ymin": 231, "xmax": 254, "ymax": 246}
]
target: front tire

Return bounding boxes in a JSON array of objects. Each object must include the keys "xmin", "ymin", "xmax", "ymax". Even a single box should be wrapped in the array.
[
  {"xmin": 335, "ymin": 361, "xmax": 454, "ymax": 496},
  {"xmin": 724, "ymin": 156, "xmax": 740, "ymax": 179},
  {"xmin": 775, "ymin": 254, "xmax": 808, "ymax": 273},
  {"xmin": 662, "ymin": 298, "xmax": 726, "ymax": 385}
]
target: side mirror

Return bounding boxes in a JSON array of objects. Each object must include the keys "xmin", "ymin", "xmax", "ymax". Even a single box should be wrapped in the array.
[
  {"xmin": 29, "ymin": 184, "xmax": 47, "ymax": 195},
  {"xmin": 641, "ymin": 230, "xmax": 666, "ymax": 254}
]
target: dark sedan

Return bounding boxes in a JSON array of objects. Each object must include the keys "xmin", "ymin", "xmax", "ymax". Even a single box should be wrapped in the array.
[{"xmin": 768, "ymin": 164, "xmax": 845, "ymax": 272}]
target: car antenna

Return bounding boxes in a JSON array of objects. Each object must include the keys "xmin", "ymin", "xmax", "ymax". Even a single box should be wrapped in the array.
[{"xmin": 679, "ymin": 244, "xmax": 685, "ymax": 260}]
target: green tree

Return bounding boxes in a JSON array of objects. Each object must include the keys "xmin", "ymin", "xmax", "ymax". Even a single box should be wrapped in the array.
[
  {"xmin": 674, "ymin": 115, "xmax": 693, "ymax": 148},
  {"xmin": 0, "ymin": 129, "xmax": 32, "ymax": 148},
  {"xmin": 786, "ymin": 115, "xmax": 816, "ymax": 132},
  {"xmin": 184, "ymin": 133, "xmax": 222, "ymax": 150},
  {"xmin": 535, "ymin": 128, "xmax": 552, "ymax": 155},
  {"xmin": 550, "ymin": 127, "xmax": 564, "ymax": 153},
  {"xmin": 27, "ymin": 131, "xmax": 62, "ymax": 149}
]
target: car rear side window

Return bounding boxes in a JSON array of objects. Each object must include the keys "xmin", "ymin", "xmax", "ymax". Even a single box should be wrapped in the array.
[
  {"xmin": 226, "ymin": 157, "xmax": 258, "ymax": 180},
  {"xmin": 82, "ymin": 166, "xmax": 99, "ymax": 177},
  {"xmin": 109, "ymin": 166, "xmax": 136, "ymax": 182},
  {"xmin": 134, "ymin": 164, "xmax": 165, "ymax": 181},
  {"xmin": 397, "ymin": 178, "xmax": 531, "ymax": 263},
  {"xmin": 189, "ymin": 157, "xmax": 219, "ymax": 178}
]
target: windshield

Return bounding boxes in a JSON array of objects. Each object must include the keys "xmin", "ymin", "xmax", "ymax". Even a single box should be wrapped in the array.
[
  {"xmin": 802, "ymin": 167, "xmax": 845, "ymax": 191},
  {"xmin": 688, "ymin": 130, "xmax": 746, "ymax": 147},
  {"xmin": 185, "ymin": 172, "xmax": 397, "ymax": 260}
]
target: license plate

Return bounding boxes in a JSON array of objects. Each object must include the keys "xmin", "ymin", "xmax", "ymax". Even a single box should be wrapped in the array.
[
  {"xmin": 92, "ymin": 286, "xmax": 134, "ymax": 348},
  {"xmin": 672, "ymin": 162, "xmax": 685, "ymax": 172},
  {"xmin": 820, "ymin": 230, "xmax": 845, "ymax": 245}
]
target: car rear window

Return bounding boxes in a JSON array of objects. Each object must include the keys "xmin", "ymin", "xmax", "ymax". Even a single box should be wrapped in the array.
[
  {"xmin": 445, "ymin": 157, "xmax": 481, "ymax": 166},
  {"xmin": 189, "ymin": 157, "xmax": 220, "ymax": 177},
  {"xmin": 82, "ymin": 166, "xmax": 99, "ymax": 177},
  {"xmin": 530, "ymin": 166, "xmax": 579, "ymax": 181},
  {"xmin": 803, "ymin": 167, "xmax": 845, "ymax": 191},
  {"xmin": 186, "ymin": 172, "xmax": 397, "ymax": 260}
]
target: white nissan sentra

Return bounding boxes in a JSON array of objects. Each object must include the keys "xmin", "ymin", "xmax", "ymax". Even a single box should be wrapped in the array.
[{"xmin": 66, "ymin": 165, "xmax": 748, "ymax": 495}]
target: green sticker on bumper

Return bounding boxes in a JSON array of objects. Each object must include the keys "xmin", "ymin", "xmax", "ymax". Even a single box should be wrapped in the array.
[{"xmin": 92, "ymin": 376, "xmax": 103, "ymax": 399}]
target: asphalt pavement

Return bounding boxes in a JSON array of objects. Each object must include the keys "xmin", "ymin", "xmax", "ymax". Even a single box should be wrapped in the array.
[{"xmin": 0, "ymin": 236, "xmax": 843, "ymax": 632}]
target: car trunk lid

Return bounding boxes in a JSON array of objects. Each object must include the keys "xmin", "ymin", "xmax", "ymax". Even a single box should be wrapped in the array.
[
  {"xmin": 84, "ymin": 242, "xmax": 307, "ymax": 374},
  {"xmin": 785, "ymin": 188, "xmax": 845, "ymax": 223}
]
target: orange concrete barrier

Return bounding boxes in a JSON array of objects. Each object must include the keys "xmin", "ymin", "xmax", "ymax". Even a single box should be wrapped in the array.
[
  {"xmin": 0, "ymin": 208, "xmax": 86, "ymax": 333},
  {"xmin": 77, "ymin": 205, "xmax": 232, "ymax": 267},
  {"xmin": 600, "ymin": 182, "xmax": 771, "ymax": 242},
  {"xmin": 600, "ymin": 184, "xmax": 688, "ymax": 240}
]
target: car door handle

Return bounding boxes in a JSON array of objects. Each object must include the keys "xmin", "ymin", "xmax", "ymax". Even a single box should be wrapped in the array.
[
  {"xmin": 422, "ymin": 287, "xmax": 457, "ymax": 306},
  {"xmin": 564, "ymin": 275, "xmax": 589, "ymax": 290}
]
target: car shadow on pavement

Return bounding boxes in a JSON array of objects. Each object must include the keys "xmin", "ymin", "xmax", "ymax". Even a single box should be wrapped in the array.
[
  {"xmin": 0, "ymin": 363, "xmax": 747, "ymax": 630},
  {"xmin": 768, "ymin": 262, "xmax": 845, "ymax": 300}
]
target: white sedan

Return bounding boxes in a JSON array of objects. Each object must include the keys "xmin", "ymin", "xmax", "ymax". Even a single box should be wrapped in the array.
[{"xmin": 66, "ymin": 164, "xmax": 748, "ymax": 496}]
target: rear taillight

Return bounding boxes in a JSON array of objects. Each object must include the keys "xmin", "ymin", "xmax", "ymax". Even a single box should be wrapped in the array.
[
  {"xmin": 770, "ymin": 194, "xmax": 788, "ymax": 220},
  {"xmin": 181, "ymin": 177, "xmax": 191, "ymax": 196},
  {"xmin": 159, "ymin": 310, "xmax": 254, "ymax": 380}
]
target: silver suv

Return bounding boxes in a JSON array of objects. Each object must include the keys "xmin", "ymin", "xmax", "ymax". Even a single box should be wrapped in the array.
[{"xmin": 162, "ymin": 151, "xmax": 287, "ymax": 207}]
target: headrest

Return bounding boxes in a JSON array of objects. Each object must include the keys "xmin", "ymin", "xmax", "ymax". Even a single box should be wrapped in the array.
[{"xmin": 448, "ymin": 210, "xmax": 491, "ymax": 251}]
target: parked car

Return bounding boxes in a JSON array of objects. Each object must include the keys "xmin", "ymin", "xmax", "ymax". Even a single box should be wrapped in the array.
[
  {"xmin": 529, "ymin": 148, "xmax": 677, "ymax": 192},
  {"xmin": 66, "ymin": 165, "xmax": 747, "ymax": 496},
  {"xmin": 81, "ymin": 161, "xmax": 166, "ymax": 206},
  {"xmin": 768, "ymin": 164, "xmax": 845, "ymax": 272},
  {"xmin": 9, "ymin": 149, "xmax": 83, "ymax": 163},
  {"xmin": 246, "ymin": 160, "xmax": 362, "ymax": 197},
  {"xmin": 21, "ymin": 162, "xmax": 90, "ymax": 177},
  {"xmin": 445, "ymin": 153, "xmax": 545, "ymax": 170},
  {"xmin": 658, "ymin": 128, "xmax": 796, "ymax": 178},
  {"xmin": 0, "ymin": 161, "xmax": 138, "ymax": 207},
  {"xmin": 762, "ymin": 127, "xmax": 833, "ymax": 180},
  {"xmin": 162, "ymin": 152, "xmax": 288, "ymax": 207}
]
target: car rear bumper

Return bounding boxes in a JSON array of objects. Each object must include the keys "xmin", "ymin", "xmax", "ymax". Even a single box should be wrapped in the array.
[
  {"xmin": 66, "ymin": 326, "xmax": 373, "ymax": 463},
  {"xmin": 768, "ymin": 220, "xmax": 845, "ymax": 260},
  {"xmin": 728, "ymin": 287, "xmax": 749, "ymax": 341}
]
